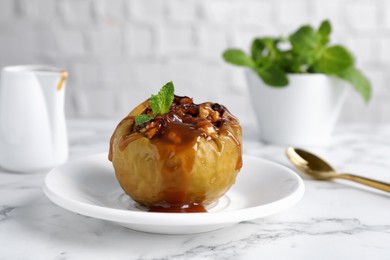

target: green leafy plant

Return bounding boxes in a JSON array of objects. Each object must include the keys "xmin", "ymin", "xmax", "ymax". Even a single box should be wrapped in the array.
[
  {"xmin": 223, "ymin": 20, "xmax": 372, "ymax": 102},
  {"xmin": 135, "ymin": 81, "xmax": 175, "ymax": 125}
]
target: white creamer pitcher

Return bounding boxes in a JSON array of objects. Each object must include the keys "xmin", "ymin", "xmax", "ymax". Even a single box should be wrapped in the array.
[{"xmin": 0, "ymin": 65, "xmax": 69, "ymax": 172}]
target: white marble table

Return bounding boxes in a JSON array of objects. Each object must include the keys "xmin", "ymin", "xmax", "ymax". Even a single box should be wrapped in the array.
[{"xmin": 1, "ymin": 119, "xmax": 389, "ymax": 259}]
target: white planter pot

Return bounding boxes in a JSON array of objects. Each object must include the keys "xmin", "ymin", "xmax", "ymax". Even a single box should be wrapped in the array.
[{"xmin": 245, "ymin": 70, "xmax": 349, "ymax": 146}]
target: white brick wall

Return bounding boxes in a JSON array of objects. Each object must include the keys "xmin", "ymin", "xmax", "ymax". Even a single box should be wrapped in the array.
[
  {"xmin": 59, "ymin": 0, "xmax": 94, "ymax": 26},
  {"xmin": 346, "ymin": 1, "xmax": 380, "ymax": 33},
  {"xmin": 0, "ymin": 0, "xmax": 14, "ymax": 21},
  {"xmin": 167, "ymin": 0, "xmax": 199, "ymax": 23},
  {"xmin": 0, "ymin": 0, "xmax": 389, "ymax": 125}
]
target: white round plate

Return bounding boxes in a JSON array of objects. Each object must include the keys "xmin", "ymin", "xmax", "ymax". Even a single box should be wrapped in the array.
[{"xmin": 43, "ymin": 154, "xmax": 304, "ymax": 234}]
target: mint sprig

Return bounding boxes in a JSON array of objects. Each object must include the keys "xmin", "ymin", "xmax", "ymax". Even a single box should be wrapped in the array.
[
  {"xmin": 150, "ymin": 81, "xmax": 175, "ymax": 115},
  {"xmin": 222, "ymin": 20, "xmax": 372, "ymax": 102},
  {"xmin": 135, "ymin": 114, "xmax": 155, "ymax": 125},
  {"xmin": 135, "ymin": 81, "xmax": 175, "ymax": 126}
]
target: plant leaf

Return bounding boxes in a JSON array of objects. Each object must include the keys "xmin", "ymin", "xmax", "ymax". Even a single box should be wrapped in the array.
[
  {"xmin": 223, "ymin": 49, "xmax": 255, "ymax": 68},
  {"xmin": 251, "ymin": 37, "xmax": 284, "ymax": 68},
  {"xmin": 314, "ymin": 45, "xmax": 354, "ymax": 74},
  {"xmin": 135, "ymin": 114, "xmax": 155, "ymax": 126},
  {"xmin": 255, "ymin": 66, "xmax": 288, "ymax": 87},
  {"xmin": 289, "ymin": 25, "xmax": 318, "ymax": 51},
  {"xmin": 136, "ymin": 81, "xmax": 175, "ymax": 126},
  {"xmin": 289, "ymin": 25, "xmax": 321, "ymax": 69},
  {"xmin": 318, "ymin": 20, "xmax": 331, "ymax": 45},
  {"xmin": 336, "ymin": 67, "xmax": 372, "ymax": 103},
  {"xmin": 251, "ymin": 38, "xmax": 266, "ymax": 64},
  {"xmin": 221, "ymin": 20, "xmax": 371, "ymax": 103},
  {"xmin": 150, "ymin": 81, "xmax": 175, "ymax": 115}
]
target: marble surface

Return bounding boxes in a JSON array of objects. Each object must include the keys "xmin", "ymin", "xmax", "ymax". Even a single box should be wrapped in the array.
[{"xmin": 0, "ymin": 119, "xmax": 389, "ymax": 259}]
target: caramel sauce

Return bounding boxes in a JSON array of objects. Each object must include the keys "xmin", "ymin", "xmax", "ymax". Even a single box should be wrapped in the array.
[
  {"xmin": 219, "ymin": 126, "xmax": 243, "ymax": 171},
  {"xmin": 119, "ymin": 133, "xmax": 143, "ymax": 151},
  {"xmin": 57, "ymin": 71, "xmax": 68, "ymax": 91},
  {"xmin": 109, "ymin": 96, "xmax": 242, "ymax": 213},
  {"xmin": 108, "ymin": 116, "xmax": 136, "ymax": 161},
  {"xmin": 148, "ymin": 203, "xmax": 207, "ymax": 213},
  {"xmin": 151, "ymin": 119, "xmax": 202, "ymax": 208}
]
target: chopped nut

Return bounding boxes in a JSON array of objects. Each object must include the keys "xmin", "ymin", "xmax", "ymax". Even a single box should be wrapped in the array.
[
  {"xmin": 211, "ymin": 110, "xmax": 221, "ymax": 123},
  {"xmin": 145, "ymin": 128, "xmax": 157, "ymax": 139},
  {"xmin": 134, "ymin": 96, "xmax": 225, "ymax": 140},
  {"xmin": 199, "ymin": 106, "xmax": 209, "ymax": 119},
  {"xmin": 197, "ymin": 121, "xmax": 218, "ymax": 139},
  {"xmin": 180, "ymin": 97, "xmax": 193, "ymax": 105}
]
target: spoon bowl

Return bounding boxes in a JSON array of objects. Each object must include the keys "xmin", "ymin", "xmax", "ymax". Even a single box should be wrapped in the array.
[
  {"xmin": 286, "ymin": 147, "xmax": 390, "ymax": 192},
  {"xmin": 286, "ymin": 147, "xmax": 336, "ymax": 180}
]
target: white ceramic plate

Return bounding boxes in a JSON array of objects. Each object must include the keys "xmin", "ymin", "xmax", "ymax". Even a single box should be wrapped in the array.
[{"xmin": 43, "ymin": 154, "xmax": 304, "ymax": 234}]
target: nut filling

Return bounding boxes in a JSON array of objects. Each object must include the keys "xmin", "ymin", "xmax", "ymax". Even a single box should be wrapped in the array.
[
  {"xmin": 133, "ymin": 96, "xmax": 234, "ymax": 141},
  {"xmin": 109, "ymin": 95, "xmax": 242, "ymax": 213}
]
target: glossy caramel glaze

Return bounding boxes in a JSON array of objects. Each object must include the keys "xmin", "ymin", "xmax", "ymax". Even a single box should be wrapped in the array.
[
  {"xmin": 109, "ymin": 96, "xmax": 242, "ymax": 213},
  {"xmin": 148, "ymin": 203, "xmax": 207, "ymax": 213}
]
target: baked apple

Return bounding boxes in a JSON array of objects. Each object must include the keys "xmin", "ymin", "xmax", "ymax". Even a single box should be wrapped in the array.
[{"xmin": 109, "ymin": 82, "xmax": 242, "ymax": 212}]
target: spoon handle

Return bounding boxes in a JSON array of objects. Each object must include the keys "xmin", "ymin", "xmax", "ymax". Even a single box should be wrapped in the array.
[{"xmin": 337, "ymin": 174, "xmax": 390, "ymax": 192}]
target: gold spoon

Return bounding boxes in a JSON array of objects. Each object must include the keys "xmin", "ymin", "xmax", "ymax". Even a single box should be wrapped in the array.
[{"xmin": 286, "ymin": 147, "xmax": 390, "ymax": 192}]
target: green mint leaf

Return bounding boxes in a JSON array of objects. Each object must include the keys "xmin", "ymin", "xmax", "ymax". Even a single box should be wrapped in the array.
[
  {"xmin": 314, "ymin": 45, "xmax": 354, "ymax": 74},
  {"xmin": 336, "ymin": 67, "xmax": 372, "ymax": 103},
  {"xmin": 289, "ymin": 25, "xmax": 322, "ymax": 69},
  {"xmin": 135, "ymin": 81, "xmax": 175, "ymax": 126},
  {"xmin": 293, "ymin": 49, "xmax": 321, "ymax": 70},
  {"xmin": 222, "ymin": 20, "xmax": 372, "ymax": 103},
  {"xmin": 135, "ymin": 114, "xmax": 155, "ymax": 126},
  {"xmin": 289, "ymin": 25, "xmax": 318, "ymax": 51},
  {"xmin": 251, "ymin": 37, "xmax": 283, "ymax": 66},
  {"xmin": 150, "ymin": 81, "xmax": 175, "ymax": 115},
  {"xmin": 223, "ymin": 49, "xmax": 255, "ymax": 68},
  {"xmin": 255, "ymin": 66, "xmax": 288, "ymax": 87},
  {"xmin": 251, "ymin": 38, "xmax": 266, "ymax": 65},
  {"xmin": 318, "ymin": 20, "xmax": 331, "ymax": 35},
  {"xmin": 318, "ymin": 20, "xmax": 331, "ymax": 45}
]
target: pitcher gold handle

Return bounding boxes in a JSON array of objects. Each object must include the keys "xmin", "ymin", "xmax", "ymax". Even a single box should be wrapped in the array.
[{"xmin": 57, "ymin": 71, "xmax": 68, "ymax": 91}]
